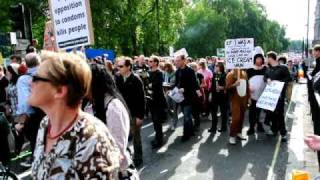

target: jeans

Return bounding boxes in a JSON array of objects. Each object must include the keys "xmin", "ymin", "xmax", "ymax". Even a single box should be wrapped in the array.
[{"xmin": 181, "ymin": 105, "xmax": 193, "ymax": 137}]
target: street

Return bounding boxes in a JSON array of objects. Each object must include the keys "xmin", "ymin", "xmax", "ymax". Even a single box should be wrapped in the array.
[
  {"xmin": 15, "ymin": 83, "xmax": 317, "ymax": 180},
  {"xmin": 137, "ymin": 83, "xmax": 305, "ymax": 180}
]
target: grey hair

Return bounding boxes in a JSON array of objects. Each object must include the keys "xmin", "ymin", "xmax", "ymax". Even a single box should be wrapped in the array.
[{"xmin": 25, "ymin": 53, "xmax": 40, "ymax": 68}]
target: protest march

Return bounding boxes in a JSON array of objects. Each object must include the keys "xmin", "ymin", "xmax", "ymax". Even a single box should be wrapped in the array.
[{"xmin": 1, "ymin": 0, "xmax": 320, "ymax": 179}]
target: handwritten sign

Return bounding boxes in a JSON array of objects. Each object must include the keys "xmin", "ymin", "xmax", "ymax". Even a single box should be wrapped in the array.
[
  {"xmin": 256, "ymin": 81, "xmax": 285, "ymax": 112},
  {"xmin": 48, "ymin": 0, "xmax": 94, "ymax": 50},
  {"xmin": 225, "ymin": 38, "xmax": 254, "ymax": 69}
]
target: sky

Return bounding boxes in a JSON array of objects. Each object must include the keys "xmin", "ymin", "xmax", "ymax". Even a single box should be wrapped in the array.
[{"xmin": 258, "ymin": 0, "xmax": 317, "ymax": 40}]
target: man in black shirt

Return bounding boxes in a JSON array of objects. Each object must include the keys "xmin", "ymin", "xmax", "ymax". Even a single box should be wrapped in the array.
[
  {"xmin": 147, "ymin": 56, "xmax": 167, "ymax": 148},
  {"xmin": 174, "ymin": 55, "xmax": 200, "ymax": 142},
  {"xmin": 246, "ymin": 54, "xmax": 267, "ymax": 135},
  {"xmin": 115, "ymin": 57, "xmax": 145, "ymax": 167},
  {"xmin": 264, "ymin": 52, "xmax": 291, "ymax": 142}
]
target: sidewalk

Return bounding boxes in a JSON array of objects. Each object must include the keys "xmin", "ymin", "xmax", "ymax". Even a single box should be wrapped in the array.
[{"xmin": 285, "ymin": 83, "xmax": 319, "ymax": 179}]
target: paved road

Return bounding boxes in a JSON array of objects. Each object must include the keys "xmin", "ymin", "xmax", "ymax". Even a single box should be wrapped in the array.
[
  {"xmin": 138, "ymin": 85, "xmax": 303, "ymax": 180},
  {"xmin": 14, "ymin": 83, "xmax": 308, "ymax": 180}
]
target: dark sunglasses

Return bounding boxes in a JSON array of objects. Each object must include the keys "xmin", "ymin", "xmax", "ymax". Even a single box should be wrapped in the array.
[
  {"xmin": 118, "ymin": 65, "xmax": 125, "ymax": 68},
  {"xmin": 32, "ymin": 75, "xmax": 52, "ymax": 83}
]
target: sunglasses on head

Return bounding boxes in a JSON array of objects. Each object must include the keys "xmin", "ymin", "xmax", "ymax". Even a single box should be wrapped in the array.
[{"xmin": 32, "ymin": 75, "xmax": 52, "ymax": 83}]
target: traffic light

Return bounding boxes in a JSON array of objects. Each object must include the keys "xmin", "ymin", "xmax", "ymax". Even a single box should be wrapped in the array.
[{"xmin": 9, "ymin": 3, "xmax": 26, "ymax": 39}]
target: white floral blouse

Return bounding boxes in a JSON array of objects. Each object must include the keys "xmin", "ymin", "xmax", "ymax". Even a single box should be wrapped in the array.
[{"xmin": 31, "ymin": 112, "xmax": 121, "ymax": 180}]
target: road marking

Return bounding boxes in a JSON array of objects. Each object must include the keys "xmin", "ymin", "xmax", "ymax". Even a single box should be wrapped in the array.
[
  {"xmin": 17, "ymin": 168, "xmax": 32, "ymax": 179},
  {"xmin": 266, "ymin": 85, "xmax": 296, "ymax": 180}
]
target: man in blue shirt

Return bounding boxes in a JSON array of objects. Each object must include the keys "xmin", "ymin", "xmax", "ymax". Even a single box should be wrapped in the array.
[{"xmin": 16, "ymin": 53, "xmax": 44, "ymax": 167}]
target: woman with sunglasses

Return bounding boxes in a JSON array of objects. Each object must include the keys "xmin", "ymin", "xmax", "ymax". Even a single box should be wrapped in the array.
[{"xmin": 29, "ymin": 51, "xmax": 121, "ymax": 179}]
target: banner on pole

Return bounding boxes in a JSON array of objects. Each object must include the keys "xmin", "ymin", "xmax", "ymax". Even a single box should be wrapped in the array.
[
  {"xmin": 225, "ymin": 38, "xmax": 254, "ymax": 69},
  {"xmin": 48, "ymin": 0, "xmax": 94, "ymax": 50}
]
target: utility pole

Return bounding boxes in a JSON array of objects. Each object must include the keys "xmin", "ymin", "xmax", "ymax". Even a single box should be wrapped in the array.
[{"xmin": 306, "ymin": 0, "xmax": 310, "ymax": 58}]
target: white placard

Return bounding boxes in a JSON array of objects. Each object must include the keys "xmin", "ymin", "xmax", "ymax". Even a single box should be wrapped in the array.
[
  {"xmin": 10, "ymin": 32, "xmax": 17, "ymax": 45},
  {"xmin": 249, "ymin": 75, "xmax": 266, "ymax": 101},
  {"xmin": 225, "ymin": 38, "xmax": 254, "ymax": 69},
  {"xmin": 256, "ymin": 81, "xmax": 285, "ymax": 112},
  {"xmin": 168, "ymin": 87, "xmax": 184, "ymax": 103},
  {"xmin": 49, "ymin": 0, "xmax": 94, "ymax": 50},
  {"xmin": 174, "ymin": 48, "xmax": 188, "ymax": 58}
]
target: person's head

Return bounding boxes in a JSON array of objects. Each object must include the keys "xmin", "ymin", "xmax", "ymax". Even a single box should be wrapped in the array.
[
  {"xmin": 117, "ymin": 56, "xmax": 133, "ymax": 76},
  {"xmin": 26, "ymin": 46, "xmax": 36, "ymax": 54},
  {"xmin": 104, "ymin": 60, "xmax": 114, "ymax": 73},
  {"xmin": 6, "ymin": 64, "xmax": 19, "ymax": 84},
  {"xmin": 138, "ymin": 55, "xmax": 145, "ymax": 66},
  {"xmin": 164, "ymin": 62, "xmax": 175, "ymax": 73},
  {"xmin": 10, "ymin": 55, "xmax": 21, "ymax": 64},
  {"xmin": 253, "ymin": 54, "xmax": 265, "ymax": 67},
  {"xmin": 175, "ymin": 55, "xmax": 186, "ymax": 69},
  {"xmin": 28, "ymin": 51, "xmax": 92, "ymax": 111},
  {"xmin": 18, "ymin": 63, "xmax": 28, "ymax": 75},
  {"xmin": 215, "ymin": 62, "xmax": 225, "ymax": 73},
  {"xmin": 25, "ymin": 53, "xmax": 40, "ymax": 68},
  {"xmin": 198, "ymin": 59, "xmax": 207, "ymax": 70},
  {"xmin": 189, "ymin": 62, "xmax": 198, "ymax": 72},
  {"xmin": 148, "ymin": 55, "xmax": 160, "ymax": 69},
  {"xmin": 90, "ymin": 63, "xmax": 128, "ymax": 121},
  {"xmin": 267, "ymin": 51, "xmax": 278, "ymax": 65},
  {"xmin": 313, "ymin": 44, "xmax": 320, "ymax": 59},
  {"xmin": 278, "ymin": 56, "xmax": 287, "ymax": 65},
  {"xmin": 288, "ymin": 60, "xmax": 293, "ymax": 67}
]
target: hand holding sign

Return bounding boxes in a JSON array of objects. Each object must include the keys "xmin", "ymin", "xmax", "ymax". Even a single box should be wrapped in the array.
[{"xmin": 256, "ymin": 80, "xmax": 285, "ymax": 112}]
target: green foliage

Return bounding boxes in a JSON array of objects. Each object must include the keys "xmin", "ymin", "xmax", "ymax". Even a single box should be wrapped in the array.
[
  {"xmin": 0, "ymin": 0, "xmax": 289, "ymax": 57},
  {"xmin": 176, "ymin": 0, "xmax": 290, "ymax": 57}
]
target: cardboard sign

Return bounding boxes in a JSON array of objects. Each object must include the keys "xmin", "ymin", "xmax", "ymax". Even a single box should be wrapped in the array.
[
  {"xmin": 225, "ymin": 38, "xmax": 254, "ymax": 69},
  {"xmin": 256, "ymin": 81, "xmax": 285, "ymax": 112},
  {"xmin": 48, "ymin": 0, "xmax": 94, "ymax": 50},
  {"xmin": 174, "ymin": 48, "xmax": 188, "ymax": 58},
  {"xmin": 216, "ymin": 48, "xmax": 225, "ymax": 57}
]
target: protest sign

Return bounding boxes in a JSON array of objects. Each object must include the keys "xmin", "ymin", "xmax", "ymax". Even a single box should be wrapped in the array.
[
  {"xmin": 168, "ymin": 87, "xmax": 184, "ymax": 103},
  {"xmin": 48, "ymin": 0, "xmax": 94, "ymax": 50},
  {"xmin": 225, "ymin": 38, "xmax": 254, "ymax": 69},
  {"xmin": 174, "ymin": 48, "xmax": 188, "ymax": 58},
  {"xmin": 216, "ymin": 48, "xmax": 225, "ymax": 57},
  {"xmin": 256, "ymin": 81, "xmax": 285, "ymax": 112}
]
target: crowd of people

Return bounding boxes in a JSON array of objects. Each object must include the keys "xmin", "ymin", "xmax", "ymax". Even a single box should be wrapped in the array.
[{"xmin": 0, "ymin": 45, "xmax": 313, "ymax": 179}]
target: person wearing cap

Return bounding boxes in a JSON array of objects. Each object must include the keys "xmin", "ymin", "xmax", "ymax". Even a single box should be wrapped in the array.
[{"xmin": 246, "ymin": 54, "xmax": 267, "ymax": 135}]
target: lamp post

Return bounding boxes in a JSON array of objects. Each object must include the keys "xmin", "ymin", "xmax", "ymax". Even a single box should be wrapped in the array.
[{"xmin": 306, "ymin": 0, "xmax": 310, "ymax": 59}]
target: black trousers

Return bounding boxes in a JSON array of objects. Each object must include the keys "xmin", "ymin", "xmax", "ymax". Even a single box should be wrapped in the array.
[
  {"xmin": 192, "ymin": 97, "xmax": 202, "ymax": 128},
  {"xmin": 211, "ymin": 95, "xmax": 228, "ymax": 131},
  {"xmin": 248, "ymin": 99, "xmax": 263, "ymax": 129},
  {"xmin": 150, "ymin": 106, "xmax": 164, "ymax": 143},
  {"xmin": 265, "ymin": 98, "xmax": 287, "ymax": 136},
  {"xmin": 24, "ymin": 113, "xmax": 43, "ymax": 154}
]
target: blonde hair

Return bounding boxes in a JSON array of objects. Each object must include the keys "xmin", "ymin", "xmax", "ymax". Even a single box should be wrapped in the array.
[{"xmin": 40, "ymin": 50, "xmax": 92, "ymax": 108}]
